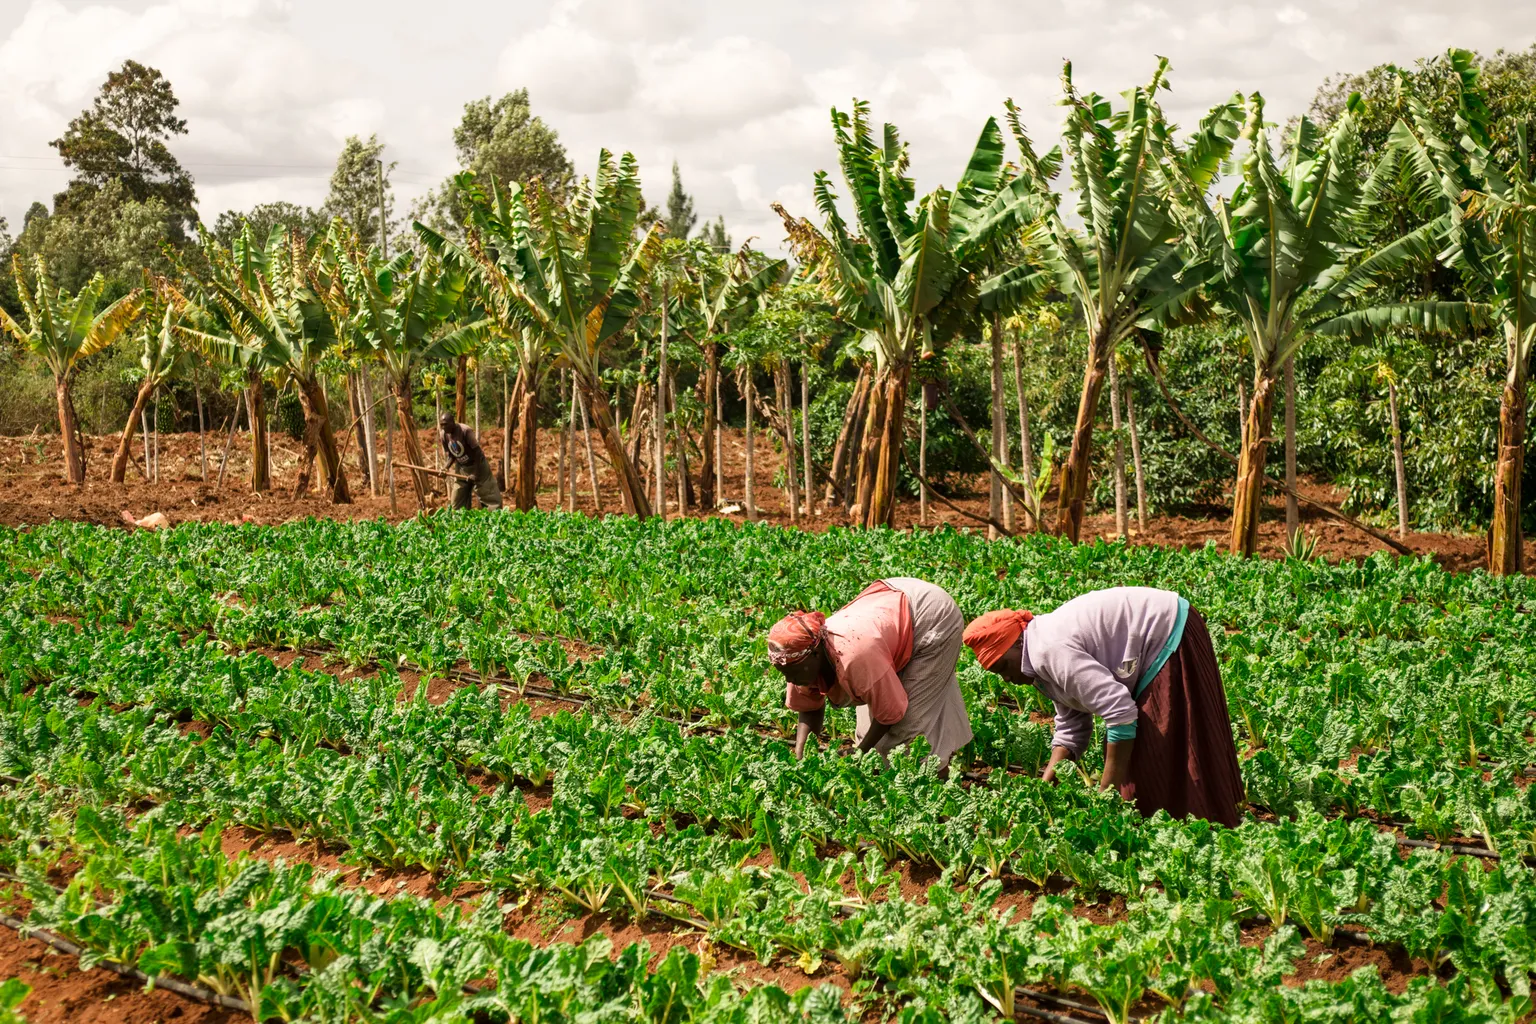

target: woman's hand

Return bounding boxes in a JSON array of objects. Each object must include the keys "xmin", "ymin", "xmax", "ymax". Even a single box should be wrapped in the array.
[
  {"xmin": 793, "ymin": 708, "xmax": 826, "ymax": 759},
  {"xmin": 856, "ymin": 719, "xmax": 892, "ymax": 753},
  {"xmin": 1101, "ymin": 737, "xmax": 1135, "ymax": 792},
  {"xmin": 1041, "ymin": 744, "xmax": 1075, "ymax": 784}
]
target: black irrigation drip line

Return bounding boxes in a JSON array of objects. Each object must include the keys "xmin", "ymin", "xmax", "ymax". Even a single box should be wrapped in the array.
[
  {"xmin": 1016, "ymin": 988, "xmax": 1126, "ymax": 1022},
  {"xmin": 0, "ymin": 910, "xmax": 253, "ymax": 1012},
  {"xmin": 132, "ymin": 641, "xmax": 1536, "ymax": 864},
  {"xmin": 1013, "ymin": 996, "xmax": 1109, "ymax": 1023}
]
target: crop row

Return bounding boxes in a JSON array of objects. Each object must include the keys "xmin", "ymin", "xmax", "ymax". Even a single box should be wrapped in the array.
[
  {"xmin": 4, "ymin": 515, "xmax": 1534, "ymax": 849},
  {"xmin": 4, "ymin": 609, "xmax": 1536, "ymax": 1021}
]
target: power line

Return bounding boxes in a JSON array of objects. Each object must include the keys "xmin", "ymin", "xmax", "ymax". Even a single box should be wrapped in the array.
[
  {"xmin": 0, "ymin": 166, "xmax": 440, "ymax": 184},
  {"xmin": 0, "ymin": 154, "xmax": 447, "ymax": 176}
]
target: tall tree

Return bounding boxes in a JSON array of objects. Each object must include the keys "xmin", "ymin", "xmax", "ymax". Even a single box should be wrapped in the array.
[
  {"xmin": 1003, "ymin": 63, "xmax": 1243, "ymax": 541},
  {"xmin": 327, "ymin": 231, "xmax": 485, "ymax": 506},
  {"xmin": 0, "ymin": 256, "xmax": 140, "ymax": 483},
  {"xmin": 682, "ymin": 243, "xmax": 786, "ymax": 508},
  {"xmin": 413, "ymin": 89, "xmax": 575, "ymax": 234},
  {"xmin": 11, "ymin": 179, "xmax": 175, "ymax": 295},
  {"xmin": 324, "ymin": 135, "xmax": 395, "ymax": 249},
  {"xmin": 422, "ymin": 154, "xmax": 664, "ymax": 517},
  {"xmin": 50, "ymin": 60, "xmax": 197, "ymax": 235},
  {"xmin": 1316, "ymin": 49, "xmax": 1536, "ymax": 574},
  {"xmin": 700, "ymin": 215, "xmax": 731, "ymax": 253},
  {"xmin": 776, "ymin": 101, "xmax": 1045, "ymax": 527},
  {"xmin": 210, "ymin": 202, "xmax": 329, "ymax": 249},
  {"xmin": 664, "ymin": 161, "xmax": 698, "ymax": 240},
  {"xmin": 1194, "ymin": 92, "xmax": 1368, "ymax": 556},
  {"xmin": 180, "ymin": 225, "xmax": 353, "ymax": 503},
  {"xmin": 110, "ymin": 276, "xmax": 185, "ymax": 483}
]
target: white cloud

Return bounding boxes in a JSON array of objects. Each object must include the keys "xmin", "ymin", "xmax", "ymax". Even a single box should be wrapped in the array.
[
  {"xmin": 496, "ymin": 21, "xmax": 637, "ymax": 115},
  {"xmin": 3, "ymin": 0, "xmax": 1536, "ymax": 252}
]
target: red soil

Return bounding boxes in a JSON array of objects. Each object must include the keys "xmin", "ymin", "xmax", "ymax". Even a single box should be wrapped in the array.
[
  {"xmin": 0, "ymin": 924, "xmax": 241, "ymax": 1024},
  {"xmin": 1, "ymin": 429, "xmax": 1529, "ymax": 575}
]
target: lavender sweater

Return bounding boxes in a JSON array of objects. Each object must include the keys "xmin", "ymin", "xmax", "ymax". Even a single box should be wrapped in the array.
[{"xmin": 1018, "ymin": 587, "xmax": 1185, "ymax": 755}]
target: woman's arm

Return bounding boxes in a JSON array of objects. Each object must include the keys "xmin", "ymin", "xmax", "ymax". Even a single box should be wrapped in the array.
[
  {"xmin": 1101, "ymin": 737, "xmax": 1135, "ymax": 791},
  {"xmin": 856, "ymin": 719, "xmax": 892, "ymax": 753},
  {"xmin": 1041, "ymin": 744, "xmax": 1076, "ymax": 784},
  {"xmin": 793, "ymin": 707, "xmax": 826, "ymax": 759}
]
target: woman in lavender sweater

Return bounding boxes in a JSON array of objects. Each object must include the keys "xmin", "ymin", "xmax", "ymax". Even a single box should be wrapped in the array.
[{"xmin": 963, "ymin": 587, "xmax": 1243, "ymax": 827}]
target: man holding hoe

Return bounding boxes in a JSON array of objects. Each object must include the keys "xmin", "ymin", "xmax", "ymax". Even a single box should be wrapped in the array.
[
  {"xmin": 963, "ymin": 586, "xmax": 1243, "ymax": 827},
  {"xmin": 766, "ymin": 578, "xmax": 973, "ymax": 772},
  {"xmin": 438, "ymin": 414, "xmax": 503, "ymax": 510}
]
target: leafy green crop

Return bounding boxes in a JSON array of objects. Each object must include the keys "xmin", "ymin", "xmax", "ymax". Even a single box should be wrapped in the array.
[{"xmin": 3, "ymin": 513, "xmax": 1536, "ymax": 1020}]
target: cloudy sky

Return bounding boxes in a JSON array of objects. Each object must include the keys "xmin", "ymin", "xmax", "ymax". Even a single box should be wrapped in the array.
[{"xmin": 3, "ymin": 0, "xmax": 1535, "ymax": 251}]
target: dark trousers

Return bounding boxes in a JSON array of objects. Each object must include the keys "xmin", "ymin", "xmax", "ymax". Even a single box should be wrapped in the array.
[{"xmin": 452, "ymin": 456, "xmax": 502, "ymax": 509}]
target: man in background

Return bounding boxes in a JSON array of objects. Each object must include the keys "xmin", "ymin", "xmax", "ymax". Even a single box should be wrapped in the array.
[{"xmin": 439, "ymin": 413, "xmax": 503, "ymax": 510}]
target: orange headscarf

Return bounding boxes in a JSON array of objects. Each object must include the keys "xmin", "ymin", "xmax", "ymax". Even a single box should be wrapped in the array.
[
  {"xmin": 766, "ymin": 610, "xmax": 827, "ymax": 667},
  {"xmin": 962, "ymin": 609, "xmax": 1033, "ymax": 670}
]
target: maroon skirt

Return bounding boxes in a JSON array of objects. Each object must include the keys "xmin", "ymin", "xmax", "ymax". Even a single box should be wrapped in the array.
[{"xmin": 1118, "ymin": 608, "xmax": 1244, "ymax": 828}]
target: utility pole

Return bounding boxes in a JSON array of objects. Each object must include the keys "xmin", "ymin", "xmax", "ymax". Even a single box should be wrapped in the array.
[{"xmin": 375, "ymin": 158, "xmax": 388, "ymax": 258}]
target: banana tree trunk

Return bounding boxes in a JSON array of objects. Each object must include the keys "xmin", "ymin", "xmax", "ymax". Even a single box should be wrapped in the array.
[
  {"xmin": 1489, "ymin": 370, "xmax": 1527, "ymax": 575},
  {"xmin": 855, "ymin": 364, "xmax": 911, "ymax": 529},
  {"xmin": 503, "ymin": 368, "xmax": 516, "ymax": 488},
  {"xmin": 700, "ymin": 341, "xmax": 719, "ymax": 509},
  {"xmin": 574, "ymin": 369, "xmax": 651, "ymax": 519},
  {"xmin": 990, "ymin": 322, "xmax": 1005, "ymax": 539},
  {"xmin": 655, "ymin": 310, "xmax": 668, "ymax": 518},
  {"xmin": 295, "ymin": 376, "xmax": 352, "ymax": 504},
  {"xmin": 247, "ymin": 374, "xmax": 270, "ymax": 493},
  {"xmin": 578, "ymin": 388, "xmax": 603, "ymax": 513},
  {"xmin": 671, "ymin": 372, "xmax": 689, "ymax": 512},
  {"xmin": 800, "ymin": 357, "xmax": 813, "ymax": 512},
  {"xmin": 1283, "ymin": 356, "xmax": 1298, "ymax": 541},
  {"xmin": 393, "ymin": 377, "xmax": 430, "ymax": 505},
  {"xmin": 511, "ymin": 372, "xmax": 539, "ymax": 511},
  {"xmin": 1109, "ymin": 357, "xmax": 1127, "ymax": 539},
  {"xmin": 1388, "ymin": 379, "xmax": 1409, "ymax": 539},
  {"xmin": 1056, "ymin": 326, "xmax": 1114, "ymax": 541},
  {"xmin": 347, "ymin": 372, "xmax": 372, "ymax": 490},
  {"xmin": 1013, "ymin": 336, "xmax": 1036, "ymax": 530},
  {"xmin": 775, "ymin": 361, "xmax": 800, "ymax": 524},
  {"xmin": 744, "ymin": 372, "xmax": 758, "ymax": 521},
  {"xmin": 454, "ymin": 354, "xmax": 468, "ymax": 423},
  {"xmin": 1229, "ymin": 369, "xmax": 1279, "ymax": 557},
  {"xmin": 1126, "ymin": 380, "xmax": 1147, "ymax": 531},
  {"xmin": 111, "ymin": 377, "xmax": 157, "ymax": 484},
  {"xmin": 827, "ymin": 364, "xmax": 871, "ymax": 507},
  {"xmin": 54, "ymin": 373, "xmax": 85, "ymax": 485},
  {"xmin": 850, "ymin": 373, "xmax": 884, "ymax": 521}
]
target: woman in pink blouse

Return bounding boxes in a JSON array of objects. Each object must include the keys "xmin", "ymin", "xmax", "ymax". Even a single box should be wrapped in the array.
[{"xmin": 766, "ymin": 577, "xmax": 973, "ymax": 770}]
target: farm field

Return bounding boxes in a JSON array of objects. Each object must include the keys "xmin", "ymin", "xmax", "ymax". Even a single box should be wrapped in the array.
[
  {"xmin": 2, "ymin": 513, "xmax": 1535, "ymax": 1023},
  {"xmin": 2, "ymin": 429, "xmax": 1527, "ymax": 577}
]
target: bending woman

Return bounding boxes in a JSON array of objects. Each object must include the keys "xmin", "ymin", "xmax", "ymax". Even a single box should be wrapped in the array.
[
  {"xmin": 766, "ymin": 577, "xmax": 973, "ymax": 770},
  {"xmin": 963, "ymin": 586, "xmax": 1243, "ymax": 826}
]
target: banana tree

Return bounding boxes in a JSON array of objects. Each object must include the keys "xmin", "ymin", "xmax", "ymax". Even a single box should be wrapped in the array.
[
  {"xmin": 1315, "ymin": 49, "xmax": 1535, "ymax": 574},
  {"xmin": 774, "ymin": 101, "xmax": 1040, "ymax": 527},
  {"xmin": 179, "ymin": 224, "xmax": 352, "ymax": 503},
  {"xmin": 683, "ymin": 242, "xmax": 786, "ymax": 508},
  {"xmin": 1195, "ymin": 93, "xmax": 1367, "ymax": 556},
  {"xmin": 469, "ymin": 312, "xmax": 542, "ymax": 511},
  {"xmin": 1002, "ymin": 62, "xmax": 1244, "ymax": 540},
  {"xmin": 330, "ymin": 233, "xmax": 486, "ymax": 506},
  {"xmin": 0, "ymin": 256, "xmax": 139, "ymax": 484},
  {"xmin": 419, "ymin": 154, "xmax": 662, "ymax": 517},
  {"xmin": 109, "ymin": 277, "xmax": 189, "ymax": 483}
]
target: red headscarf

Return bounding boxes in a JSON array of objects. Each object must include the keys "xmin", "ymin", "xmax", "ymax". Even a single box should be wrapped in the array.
[
  {"xmin": 767, "ymin": 610, "xmax": 827, "ymax": 667},
  {"xmin": 962, "ymin": 609, "xmax": 1033, "ymax": 670}
]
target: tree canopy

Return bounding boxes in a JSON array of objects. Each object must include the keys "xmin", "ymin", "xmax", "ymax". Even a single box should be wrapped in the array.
[{"xmin": 49, "ymin": 59, "xmax": 197, "ymax": 236}]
